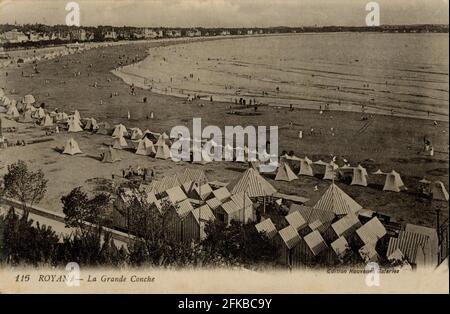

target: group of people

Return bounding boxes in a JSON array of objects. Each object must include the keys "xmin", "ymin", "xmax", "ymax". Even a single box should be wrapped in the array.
[{"xmin": 122, "ymin": 166, "xmax": 155, "ymax": 181}]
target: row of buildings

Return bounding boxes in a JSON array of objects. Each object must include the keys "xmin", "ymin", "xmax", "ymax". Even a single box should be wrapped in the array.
[{"xmin": 0, "ymin": 27, "xmax": 267, "ymax": 45}]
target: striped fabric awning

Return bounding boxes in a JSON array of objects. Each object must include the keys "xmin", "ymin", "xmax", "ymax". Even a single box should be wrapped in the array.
[
  {"xmin": 290, "ymin": 204, "xmax": 336, "ymax": 225},
  {"xmin": 213, "ymin": 187, "xmax": 232, "ymax": 203},
  {"xmin": 313, "ymin": 183, "xmax": 362, "ymax": 216},
  {"xmin": 230, "ymin": 168, "xmax": 277, "ymax": 198},
  {"xmin": 190, "ymin": 204, "xmax": 215, "ymax": 224},
  {"xmin": 221, "ymin": 199, "xmax": 240, "ymax": 215},
  {"xmin": 304, "ymin": 230, "xmax": 328, "ymax": 256},
  {"xmin": 175, "ymin": 199, "xmax": 194, "ymax": 218},
  {"xmin": 278, "ymin": 225, "xmax": 301, "ymax": 249},
  {"xmin": 165, "ymin": 186, "xmax": 188, "ymax": 204},
  {"xmin": 206, "ymin": 197, "xmax": 222, "ymax": 210},
  {"xmin": 356, "ymin": 217, "xmax": 387, "ymax": 245},
  {"xmin": 285, "ymin": 211, "xmax": 307, "ymax": 231},
  {"xmin": 331, "ymin": 236, "xmax": 349, "ymax": 257},
  {"xmin": 255, "ymin": 218, "xmax": 278, "ymax": 239},
  {"xmin": 386, "ymin": 231, "xmax": 430, "ymax": 264},
  {"xmin": 332, "ymin": 213, "xmax": 362, "ymax": 237},
  {"xmin": 359, "ymin": 244, "xmax": 379, "ymax": 263},
  {"xmin": 177, "ymin": 168, "xmax": 208, "ymax": 185}
]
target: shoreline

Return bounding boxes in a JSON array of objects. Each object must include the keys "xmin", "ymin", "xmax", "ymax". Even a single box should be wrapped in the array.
[{"xmin": 111, "ymin": 34, "xmax": 449, "ymax": 123}]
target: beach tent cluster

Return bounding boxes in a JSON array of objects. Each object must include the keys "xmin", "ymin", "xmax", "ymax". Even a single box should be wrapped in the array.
[
  {"xmin": 0, "ymin": 41, "xmax": 122, "ymax": 68},
  {"xmin": 112, "ymin": 169, "xmax": 263, "ymax": 242},
  {"xmin": 277, "ymin": 153, "xmax": 411, "ymax": 193},
  {"xmin": 255, "ymin": 181, "xmax": 440, "ymax": 269}
]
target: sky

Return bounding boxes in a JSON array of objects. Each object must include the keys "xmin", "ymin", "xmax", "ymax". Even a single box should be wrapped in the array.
[{"xmin": 0, "ymin": 0, "xmax": 448, "ymax": 27}]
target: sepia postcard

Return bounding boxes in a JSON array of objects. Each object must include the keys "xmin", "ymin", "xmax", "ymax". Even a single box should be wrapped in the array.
[{"xmin": 0, "ymin": 0, "xmax": 448, "ymax": 295}]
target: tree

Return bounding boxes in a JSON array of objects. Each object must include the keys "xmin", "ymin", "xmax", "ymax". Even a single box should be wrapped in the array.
[
  {"xmin": 3, "ymin": 160, "xmax": 48, "ymax": 219},
  {"xmin": 60, "ymin": 188, "xmax": 127, "ymax": 267},
  {"xmin": 61, "ymin": 187, "xmax": 111, "ymax": 237},
  {"xmin": 2, "ymin": 206, "xmax": 59, "ymax": 266},
  {"xmin": 202, "ymin": 220, "xmax": 280, "ymax": 267}
]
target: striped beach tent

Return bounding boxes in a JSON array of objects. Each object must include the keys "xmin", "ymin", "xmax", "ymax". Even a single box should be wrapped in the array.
[
  {"xmin": 275, "ymin": 162, "xmax": 298, "ymax": 182},
  {"xmin": 313, "ymin": 183, "xmax": 362, "ymax": 216},
  {"xmin": 229, "ymin": 168, "xmax": 277, "ymax": 198}
]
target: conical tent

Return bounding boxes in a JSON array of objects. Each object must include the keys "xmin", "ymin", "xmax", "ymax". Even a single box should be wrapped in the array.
[
  {"xmin": 351, "ymin": 165, "xmax": 368, "ymax": 187},
  {"xmin": 383, "ymin": 171, "xmax": 406, "ymax": 192},
  {"xmin": 275, "ymin": 162, "xmax": 298, "ymax": 182},
  {"xmin": 314, "ymin": 183, "xmax": 363, "ymax": 216},
  {"xmin": 135, "ymin": 137, "xmax": 156, "ymax": 156},
  {"xmin": 73, "ymin": 110, "xmax": 81, "ymax": 121},
  {"xmin": 6, "ymin": 105, "xmax": 19, "ymax": 118},
  {"xmin": 2, "ymin": 97, "xmax": 11, "ymax": 107},
  {"xmin": 113, "ymin": 136, "xmax": 128, "ymax": 149},
  {"xmin": 432, "ymin": 181, "xmax": 449, "ymax": 201},
  {"xmin": 112, "ymin": 124, "xmax": 127, "ymax": 138},
  {"xmin": 41, "ymin": 114, "xmax": 53, "ymax": 127},
  {"xmin": 84, "ymin": 118, "xmax": 99, "ymax": 131},
  {"xmin": 299, "ymin": 157, "xmax": 314, "ymax": 177},
  {"xmin": 22, "ymin": 94, "xmax": 35, "ymax": 105},
  {"xmin": 68, "ymin": 119, "xmax": 83, "ymax": 132},
  {"xmin": 102, "ymin": 146, "xmax": 121, "ymax": 163},
  {"xmin": 19, "ymin": 110, "xmax": 33, "ymax": 123},
  {"xmin": 155, "ymin": 143, "xmax": 171, "ymax": 159},
  {"xmin": 155, "ymin": 132, "xmax": 170, "ymax": 146},
  {"xmin": 62, "ymin": 138, "xmax": 82, "ymax": 155},
  {"xmin": 229, "ymin": 168, "xmax": 277, "ymax": 198},
  {"xmin": 130, "ymin": 128, "xmax": 143, "ymax": 141}
]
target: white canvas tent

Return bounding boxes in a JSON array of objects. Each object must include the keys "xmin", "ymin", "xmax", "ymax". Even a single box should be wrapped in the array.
[
  {"xmin": 62, "ymin": 138, "xmax": 82, "ymax": 155},
  {"xmin": 383, "ymin": 170, "xmax": 406, "ymax": 192},
  {"xmin": 84, "ymin": 118, "xmax": 99, "ymax": 131},
  {"xmin": 275, "ymin": 162, "xmax": 298, "ymax": 182},
  {"xmin": 102, "ymin": 146, "xmax": 121, "ymax": 163},
  {"xmin": 112, "ymin": 124, "xmax": 127, "ymax": 138},
  {"xmin": 68, "ymin": 119, "xmax": 83, "ymax": 132},
  {"xmin": 130, "ymin": 127, "xmax": 143, "ymax": 141},
  {"xmin": 22, "ymin": 94, "xmax": 35, "ymax": 105},
  {"xmin": 298, "ymin": 157, "xmax": 314, "ymax": 177},
  {"xmin": 6, "ymin": 105, "xmax": 19, "ymax": 118},
  {"xmin": 155, "ymin": 143, "xmax": 171, "ymax": 159},
  {"xmin": 135, "ymin": 137, "xmax": 156, "ymax": 156},
  {"xmin": 432, "ymin": 181, "xmax": 449, "ymax": 201},
  {"xmin": 73, "ymin": 110, "xmax": 81, "ymax": 121},
  {"xmin": 351, "ymin": 165, "xmax": 368, "ymax": 187},
  {"xmin": 113, "ymin": 136, "xmax": 129, "ymax": 149},
  {"xmin": 41, "ymin": 114, "xmax": 53, "ymax": 127},
  {"xmin": 19, "ymin": 110, "xmax": 33, "ymax": 123},
  {"xmin": 155, "ymin": 132, "xmax": 170, "ymax": 146}
]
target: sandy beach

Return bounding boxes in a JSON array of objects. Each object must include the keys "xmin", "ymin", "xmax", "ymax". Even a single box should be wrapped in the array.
[
  {"xmin": 114, "ymin": 33, "xmax": 449, "ymax": 122},
  {"xmin": 0, "ymin": 36, "xmax": 448, "ymax": 228}
]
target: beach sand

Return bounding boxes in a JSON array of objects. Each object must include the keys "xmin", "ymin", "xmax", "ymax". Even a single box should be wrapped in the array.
[{"xmin": 0, "ymin": 38, "xmax": 448, "ymax": 228}]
